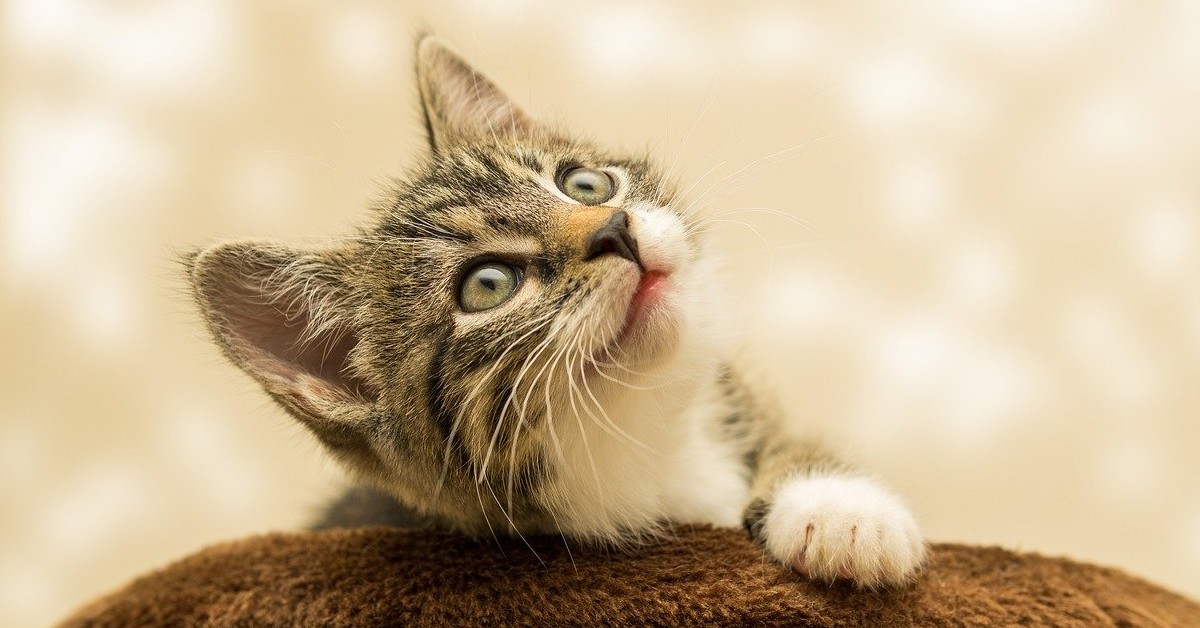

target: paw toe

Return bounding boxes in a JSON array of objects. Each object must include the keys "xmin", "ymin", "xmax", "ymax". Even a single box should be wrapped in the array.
[{"xmin": 761, "ymin": 475, "xmax": 927, "ymax": 588}]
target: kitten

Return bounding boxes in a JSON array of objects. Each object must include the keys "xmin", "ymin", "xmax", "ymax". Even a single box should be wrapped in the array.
[{"xmin": 188, "ymin": 36, "xmax": 926, "ymax": 588}]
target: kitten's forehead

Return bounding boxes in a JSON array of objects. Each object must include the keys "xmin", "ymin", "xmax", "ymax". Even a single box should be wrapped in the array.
[{"xmin": 379, "ymin": 138, "xmax": 670, "ymax": 244}]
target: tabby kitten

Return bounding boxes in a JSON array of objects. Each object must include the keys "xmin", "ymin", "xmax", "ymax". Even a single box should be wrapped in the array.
[{"xmin": 188, "ymin": 37, "xmax": 926, "ymax": 588}]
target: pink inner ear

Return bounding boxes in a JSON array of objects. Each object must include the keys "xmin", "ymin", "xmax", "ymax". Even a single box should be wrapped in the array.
[
  {"xmin": 207, "ymin": 266, "xmax": 377, "ymax": 405},
  {"xmin": 244, "ymin": 305, "xmax": 369, "ymax": 397}
]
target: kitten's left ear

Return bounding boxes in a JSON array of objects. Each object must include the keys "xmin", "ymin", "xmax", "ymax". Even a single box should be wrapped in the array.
[
  {"xmin": 187, "ymin": 242, "xmax": 377, "ymax": 455},
  {"xmin": 416, "ymin": 36, "xmax": 534, "ymax": 151}
]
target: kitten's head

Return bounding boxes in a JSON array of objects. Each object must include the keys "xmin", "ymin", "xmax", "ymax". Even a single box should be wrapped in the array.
[{"xmin": 189, "ymin": 37, "xmax": 715, "ymax": 532}]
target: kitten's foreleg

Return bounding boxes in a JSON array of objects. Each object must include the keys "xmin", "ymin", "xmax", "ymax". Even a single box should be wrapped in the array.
[{"xmin": 742, "ymin": 437, "xmax": 927, "ymax": 588}]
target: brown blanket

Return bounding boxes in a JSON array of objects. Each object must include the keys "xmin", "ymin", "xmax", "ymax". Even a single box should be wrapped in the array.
[{"xmin": 62, "ymin": 526, "xmax": 1199, "ymax": 627}]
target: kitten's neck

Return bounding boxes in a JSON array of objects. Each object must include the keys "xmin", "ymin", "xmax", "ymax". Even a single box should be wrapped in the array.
[{"xmin": 536, "ymin": 329, "xmax": 747, "ymax": 541}]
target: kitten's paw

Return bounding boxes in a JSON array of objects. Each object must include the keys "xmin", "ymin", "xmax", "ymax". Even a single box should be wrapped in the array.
[{"xmin": 753, "ymin": 475, "xmax": 926, "ymax": 589}]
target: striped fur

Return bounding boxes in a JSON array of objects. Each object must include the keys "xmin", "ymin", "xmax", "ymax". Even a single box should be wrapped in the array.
[{"xmin": 188, "ymin": 36, "xmax": 926, "ymax": 588}]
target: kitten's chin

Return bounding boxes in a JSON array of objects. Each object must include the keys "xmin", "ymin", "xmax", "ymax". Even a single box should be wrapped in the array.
[{"xmin": 594, "ymin": 271, "xmax": 685, "ymax": 372}]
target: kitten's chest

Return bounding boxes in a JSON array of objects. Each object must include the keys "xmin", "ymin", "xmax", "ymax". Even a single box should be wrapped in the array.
[{"xmin": 539, "ymin": 380, "xmax": 749, "ymax": 537}]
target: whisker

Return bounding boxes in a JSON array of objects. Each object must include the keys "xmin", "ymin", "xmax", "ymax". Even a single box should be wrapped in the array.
[
  {"xmin": 545, "ymin": 508, "xmax": 579, "ymax": 574},
  {"xmin": 483, "ymin": 476, "xmax": 544, "ymax": 567},
  {"xmin": 674, "ymin": 160, "xmax": 727, "ymax": 217},
  {"xmin": 692, "ymin": 206, "xmax": 825, "ymax": 237},
  {"xmin": 479, "ymin": 328, "xmax": 558, "ymax": 483},
  {"xmin": 675, "ymin": 135, "xmax": 838, "ymax": 224},
  {"xmin": 572, "ymin": 321, "xmax": 651, "ymax": 451},
  {"xmin": 506, "ymin": 335, "xmax": 572, "ymax": 514},
  {"xmin": 659, "ymin": 84, "xmax": 717, "ymax": 189},
  {"xmin": 695, "ymin": 218, "xmax": 773, "ymax": 246},
  {"xmin": 474, "ymin": 479, "xmax": 504, "ymax": 556},
  {"xmin": 435, "ymin": 310, "xmax": 556, "ymax": 497},
  {"xmin": 562, "ymin": 327, "xmax": 607, "ymax": 500}
]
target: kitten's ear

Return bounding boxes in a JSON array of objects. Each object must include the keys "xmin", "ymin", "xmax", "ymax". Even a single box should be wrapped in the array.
[
  {"xmin": 188, "ymin": 242, "xmax": 377, "ymax": 451},
  {"xmin": 416, "ymin": 36, "xmax": 534, "ymax": 151}
]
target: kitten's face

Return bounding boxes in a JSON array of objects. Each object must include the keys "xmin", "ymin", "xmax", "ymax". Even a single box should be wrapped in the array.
[
  {"xmin": 190, "ymin": 38, "xmax": 709, "ymax": 531},
  {"xmin": 369, "ymin": 139, "xmax": 694, "ymax": 390}
]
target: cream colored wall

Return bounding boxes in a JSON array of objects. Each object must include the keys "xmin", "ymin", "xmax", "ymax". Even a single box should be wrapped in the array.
[{"xmin": 4, "ymin": 2, "xmax": 1199, "ymax": 625}]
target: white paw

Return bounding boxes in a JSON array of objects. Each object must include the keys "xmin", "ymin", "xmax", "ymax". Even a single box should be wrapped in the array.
[{"xmin": 762, "ymin": 475, "xmax": 926, "ymax": 588}]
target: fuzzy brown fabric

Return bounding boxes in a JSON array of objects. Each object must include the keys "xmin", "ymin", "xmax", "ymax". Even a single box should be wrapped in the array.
[{"xmin": 61, "ymin": 526, "xmax": 1198, "ymax": 627}]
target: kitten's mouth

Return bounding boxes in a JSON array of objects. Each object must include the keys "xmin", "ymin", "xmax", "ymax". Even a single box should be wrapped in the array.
[
  {"xmin": 620, "ymin": 270, "xmax": 669, "ymax": 340},
  {"xmin": 583, "ymin": 265, "xmax": 680, "ymax": 376},
  {"xmin": 588, "ymin": 269, "xmax": 673, "ymax": 368}
]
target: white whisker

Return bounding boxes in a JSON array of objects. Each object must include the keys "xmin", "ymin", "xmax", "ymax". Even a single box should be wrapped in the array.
[{"xmin": 483, "ymin": 476, "xmax": 544, "ymax": 567}]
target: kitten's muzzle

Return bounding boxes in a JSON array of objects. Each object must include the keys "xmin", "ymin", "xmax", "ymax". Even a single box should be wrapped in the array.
[{"xmin": 583, "ymin": 210, "xmax": 645, "ymax": 272}]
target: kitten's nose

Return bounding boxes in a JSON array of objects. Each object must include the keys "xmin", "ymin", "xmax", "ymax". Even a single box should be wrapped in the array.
[{"xmin": 584, "ymin": 210, "xmax": 643, "ymax": 270}]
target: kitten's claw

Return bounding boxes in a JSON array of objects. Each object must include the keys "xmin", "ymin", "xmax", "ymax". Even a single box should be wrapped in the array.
[{"xmin": 759, "ymin": 475, "xmax": 926, "ymax": 589}]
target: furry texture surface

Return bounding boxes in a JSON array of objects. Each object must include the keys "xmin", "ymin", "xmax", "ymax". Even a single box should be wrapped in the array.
[{"xmin": 61, "ymin": 527, "xmax": 1199, "ymax": 627}]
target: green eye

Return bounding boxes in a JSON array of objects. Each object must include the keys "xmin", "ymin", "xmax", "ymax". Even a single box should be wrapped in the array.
[
  {"xmin": 557, "ymin": 167, "xmax": 615, "ymax": 205},
  {"xmin": 458, "ymin": 262, "xmax": 522, "ymax": 312}
]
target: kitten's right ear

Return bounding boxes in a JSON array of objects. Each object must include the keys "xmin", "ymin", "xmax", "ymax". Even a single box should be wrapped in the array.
[
  {"xmin": 416, "ymin": 35, "xmax": 534, "ymax": 151},
  {"xmin": 187, "ymin": 242, "xmax": 377, "ymax": 454}
]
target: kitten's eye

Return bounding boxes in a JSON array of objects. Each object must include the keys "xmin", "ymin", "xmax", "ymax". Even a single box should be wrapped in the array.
[
  {"xmin": 458, "ymin": 262, "xmax": 522, "ymax": 312},
  {"xmin": 557, "ymin": 167, "xmax": 615, "ymax": 205}
]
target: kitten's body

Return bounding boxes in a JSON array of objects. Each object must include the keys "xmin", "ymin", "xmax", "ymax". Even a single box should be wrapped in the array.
[{"xmin": 190, "ymin": 37, "xmax": 926, "ymax": 588}]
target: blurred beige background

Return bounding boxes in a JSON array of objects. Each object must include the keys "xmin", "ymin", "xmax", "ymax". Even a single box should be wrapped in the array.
[{"xmin": 4, "ymin": 1, "xmax": 1200, "ymax": 625}]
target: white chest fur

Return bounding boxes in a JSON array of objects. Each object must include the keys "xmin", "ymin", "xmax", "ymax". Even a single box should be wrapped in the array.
[{"xmin": 542, "ymin": 361, "xmax": 749, "ymax": 542}]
